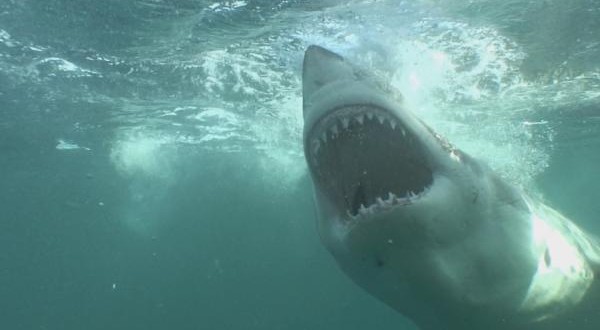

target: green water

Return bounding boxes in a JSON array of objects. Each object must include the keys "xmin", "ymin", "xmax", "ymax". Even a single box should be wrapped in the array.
[{"xmin": 1, "ymin": 1, "xmax": 599, "ymax": 329}]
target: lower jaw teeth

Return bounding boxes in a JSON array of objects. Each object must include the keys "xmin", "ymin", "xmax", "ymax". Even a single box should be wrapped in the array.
[{"xmin": 348, "ymin": 190, "xmax": 423, "ymax": 219}]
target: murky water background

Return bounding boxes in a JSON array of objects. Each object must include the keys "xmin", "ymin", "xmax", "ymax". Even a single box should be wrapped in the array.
[{"xmin": 1, "ymin": 1, "xmax": 599, "ymax": 329}]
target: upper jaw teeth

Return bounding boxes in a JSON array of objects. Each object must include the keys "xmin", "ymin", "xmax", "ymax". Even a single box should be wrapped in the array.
[
  {"xmin": 331, "ymin": 124, "xmax": 338, "ymax": 136},
  {"xmin": 342, "ymin": 118, "xmax": 350, "ymax": 129},
  {"xmin": 310, "ymin": 110, "xmax": 402, "ymax": 160},
  {"xmin": 356, "ymin": 115, "xmax": 364, "ymax": 125}
]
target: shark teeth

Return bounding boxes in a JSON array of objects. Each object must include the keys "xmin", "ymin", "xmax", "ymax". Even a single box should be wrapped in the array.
[
  {"xmin": 355, "ymin": 115, "xmax": 364, "ymax": 125},
  {"xmin": 359, "ymin": 204, "xmax": 368, "ymax": 215},
  {"xmin": 306, "ymin": 107, "xmax": 430, "ymax": 220},
  {"xmin": 330, "ymin": 124, "xmax": 339, "ymax": 137},
  {"xmin": 309, "ymin": 109, "xmax": 409, "ymax": 162},
  {"xmin": 387, "ymin": 192, "xmax": 396, "ymax": 201},
  {"xmin": 347, "ymin": 188, "xmax": 429, "ymax": 220},
  {"xmin": 342, "ymin": 118, "xmax": 350, "ymax": 129}
]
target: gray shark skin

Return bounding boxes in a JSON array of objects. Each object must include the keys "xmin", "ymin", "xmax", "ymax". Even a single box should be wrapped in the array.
[{"xmin": 302, "ymin": 45, "xmax": 600, "ymax": 330}]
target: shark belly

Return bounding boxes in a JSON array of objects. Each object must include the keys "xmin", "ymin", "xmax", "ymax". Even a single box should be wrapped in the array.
[{"xmin": 301, "ymin": 45, "xmax": 600, "ymax": 330}]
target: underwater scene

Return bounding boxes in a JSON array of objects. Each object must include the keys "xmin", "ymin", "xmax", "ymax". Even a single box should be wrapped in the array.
[{"xmin": 1, "ymin": 1, "xmax": 600, "ymax": 329}]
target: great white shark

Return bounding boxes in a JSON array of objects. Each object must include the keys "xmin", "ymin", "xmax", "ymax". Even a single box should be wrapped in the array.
[{"xmin": 302, "ymin": 45, "xmax": 600, "ymax": 330}]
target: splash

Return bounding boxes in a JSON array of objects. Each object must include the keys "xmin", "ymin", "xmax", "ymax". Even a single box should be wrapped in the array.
[
  {"xmin": 110, "ymin": 130, "xmax": 179, "ymax": 235},
  {"xmin": 110, "ymin": 130, "xmax": 176, "ymax": 181}
]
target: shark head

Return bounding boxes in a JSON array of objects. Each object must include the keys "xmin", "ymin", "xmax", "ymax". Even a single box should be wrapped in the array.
[
  {"xmin": 302, "ymin": 45, "xmax": 543, "ymax": 327},
  {"xmin": 303, "ymin": 45, "xmax": 489, "ymax": 244}
]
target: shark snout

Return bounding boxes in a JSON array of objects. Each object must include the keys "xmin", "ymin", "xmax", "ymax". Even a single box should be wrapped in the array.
[{"xmin": 302, "ymin": 46, "xmax": 435, "ymax": 220}]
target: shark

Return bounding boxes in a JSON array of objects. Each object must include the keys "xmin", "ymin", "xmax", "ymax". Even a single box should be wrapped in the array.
[{"xmin": 302, "ymin": 45, "xmax": 600, "ymax": 330}]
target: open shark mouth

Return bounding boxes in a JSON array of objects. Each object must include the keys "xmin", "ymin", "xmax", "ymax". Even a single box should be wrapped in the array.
[{"xmin": 306, "ymin": 104, "xmax": 434, "ymax": 219}]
